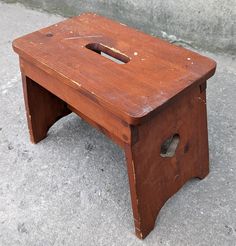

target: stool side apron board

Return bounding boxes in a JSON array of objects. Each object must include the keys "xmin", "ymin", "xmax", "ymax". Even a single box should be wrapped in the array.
[{"xmin": 12, "ymin": 13, "xmax": 216, "ymax": 239}]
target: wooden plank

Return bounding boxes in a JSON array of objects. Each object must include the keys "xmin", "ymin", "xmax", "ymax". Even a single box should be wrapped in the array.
[
  {"xmin": 21, "ymin": 74, "xmax": 71, "ymax": 143},
  {"xmin": 20, "ymin": 58, "xmax": 131, "ymax": 145},
  {"xmin": 125, "ymin": 85, "xmax": 209, "ymax": 239},
  {"xmin": 12, "ymin": 13, "xmax": 216, "ymax": 124}
]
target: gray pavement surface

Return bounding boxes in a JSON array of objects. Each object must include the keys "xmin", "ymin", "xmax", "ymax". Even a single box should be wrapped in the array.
[
  {"xmin": 0, "ymin": 2, "xmax": 236, "ymax": 246},
  {"xmin": 2, "ymin": 0, "xmax": 236, "ymax": 54}
]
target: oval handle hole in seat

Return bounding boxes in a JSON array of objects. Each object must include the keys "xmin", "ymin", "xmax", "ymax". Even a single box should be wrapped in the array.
[
  {"xmin": 160, "ymin": 134, "xmax": 180, "ymax": 158},
  {"xmin": 85, "ymin": 43, "xmax": 130, "ymax": 64}
]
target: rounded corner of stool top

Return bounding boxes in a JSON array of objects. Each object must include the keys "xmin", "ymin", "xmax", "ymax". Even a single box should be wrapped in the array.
[
  {"xmin": 206, "ymin": 60, "xmax": 217, "ymax": 79},
  {"xmin": 124, "ymin": 108, "xmax": 154, "ymax": 125},
  {"xmin": 200, "ymin": 54, "xmax": 217, "ymax": 78},
  {"xmin": 211, "ymin": 59, "xmax": 217, "ymax": 73},
  {"xmin": 12, "ymin": 38, "xmax": 20, "ymax": 53},
  {"xmin": 207, "ymin": 56, "xmax": 217, "ymax": 73}
]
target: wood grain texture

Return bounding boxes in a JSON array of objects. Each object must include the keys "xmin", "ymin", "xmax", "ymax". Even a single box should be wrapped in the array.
[
  {"xmin": 20, "ymin": 58, "xmax": 131, "ymax": 146},
  {"xmin": 12, "ymin": 13, "xmax": 216, "ymax": 125},
  {"xmin": 21, "ymin": 74, "xmax": 71, "ymax": 143},
  {"xmin": 13, "ymin": 13, "xmax": 216, "ymax": 239},
  {"xmin": 125, "ymin": 85, "xmax": 209, "ymax": 239}
]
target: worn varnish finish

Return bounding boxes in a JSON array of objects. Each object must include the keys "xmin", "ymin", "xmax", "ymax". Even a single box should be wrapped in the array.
[
  {"xmin": 125, "ymin": 85, "xmax": 210, "ymax": 238},
  {"xmin": 12, "ymin": 13, "xmax": 216, "ymax": 239}
]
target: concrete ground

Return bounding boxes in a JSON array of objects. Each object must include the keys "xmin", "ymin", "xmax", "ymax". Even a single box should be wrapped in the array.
[
  {"xmin": 0, "ymin": 2, "xmax": 235, "ymax": 246},
  {"xmin": 3, "ymin": 0, "xmax": 236, "ymax": 54}
]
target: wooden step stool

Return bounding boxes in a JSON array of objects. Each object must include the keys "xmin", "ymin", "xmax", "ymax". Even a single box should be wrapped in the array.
[{"xmin": 12, "ymin": 13, "xmax": 216, "ymax": 239}]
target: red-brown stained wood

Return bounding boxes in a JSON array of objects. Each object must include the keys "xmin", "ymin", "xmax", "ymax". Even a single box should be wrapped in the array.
[
  {"xmin": 125, "ymin": 85, "xmax": 209, "ymax": 239},
  {"xmin": 12, "ymin": 13, "xmax": 216, "ymax": 125},
  {"xmin": 21, "ymin": 74, "xmax": 71, "ymax": 143},
  {"xmin": 12, "ymin": 13, "xmax": 216, "ymax": 239},
  {"xmin": 20, "ymin": 58, "xmax": 132, "ymax": 146}
]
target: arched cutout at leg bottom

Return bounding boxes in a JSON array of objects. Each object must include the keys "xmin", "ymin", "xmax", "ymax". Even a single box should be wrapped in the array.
[
  {"xmin": 124, "ymin": 86, "xmax": 209, "ymax": 239},
  {"xmin": 22, "ymin": 74, "xmax": 71, "ymax": 143}
]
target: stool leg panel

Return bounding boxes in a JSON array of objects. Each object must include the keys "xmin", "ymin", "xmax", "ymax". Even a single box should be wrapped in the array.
[
  {"xmin": 125, "ymin": 85, "xmax": 210, "ymax": 239},
  {"xmin": 195, "ymin": 89, "xmax": 209, "ymax": 179},
  {"xmin": 21, "ymin": 74, "xmax": 71, "ymax": 143},
  {"xmin": 124, "ymin": 145, "xmax": 144, "ymax": 239}
]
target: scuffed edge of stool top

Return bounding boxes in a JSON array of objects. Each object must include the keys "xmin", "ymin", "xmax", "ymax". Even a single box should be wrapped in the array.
[{"xmin": 12, "ymin": 13, "xmax": 217, "ymax": 125}]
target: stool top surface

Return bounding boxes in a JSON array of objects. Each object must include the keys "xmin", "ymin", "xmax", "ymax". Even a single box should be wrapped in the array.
[{"xmin": 13, "ymin": 13, "xmax": 216, "ymax": 124}]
